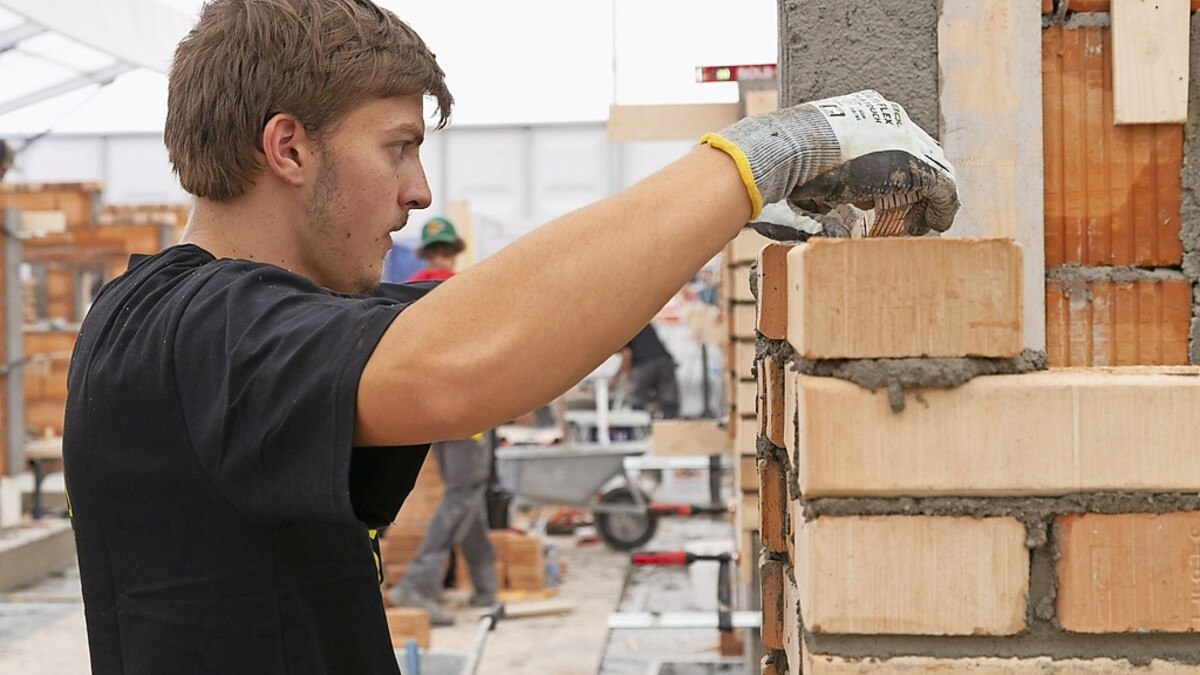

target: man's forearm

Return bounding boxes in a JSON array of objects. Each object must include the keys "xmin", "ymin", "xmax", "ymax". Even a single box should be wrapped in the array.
[{"xmin": 358, "ymin": 145, "xmax": 749, "ymax": 445}]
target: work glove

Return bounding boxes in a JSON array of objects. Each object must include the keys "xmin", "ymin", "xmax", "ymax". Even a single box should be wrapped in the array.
[{"xmin": 701, "ymin": 89, "xmax": 959, "ymax": 238}]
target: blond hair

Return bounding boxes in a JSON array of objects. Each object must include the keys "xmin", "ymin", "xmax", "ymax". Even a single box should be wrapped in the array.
[{"xmin": 165, "ymin": 0, "xmax": 452, "ymax": 201}]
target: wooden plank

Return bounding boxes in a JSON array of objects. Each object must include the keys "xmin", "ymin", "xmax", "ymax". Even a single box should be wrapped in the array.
[
  {"xmin": 938, "ymin": 0, "xmax": 1045, "ymax": 351},
  {"xmin": 1111, "ymin": 0, "xmax": 1189, "ymax": 124},
  {"xmin": 607, "ymin": 103, "xmax": 739, "ymax": 142}
]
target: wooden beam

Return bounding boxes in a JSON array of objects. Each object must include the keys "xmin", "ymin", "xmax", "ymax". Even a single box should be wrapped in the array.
[
  {"xmin": 1111, "ymin": 0, "xmax": 1190, "ymax": 124},
  {"xmin": 607, "ymin": 103, "xmax": 738, "ymax": 142},
  {"xmin": 938, "ymin": 0, "xmax": 1045, "ymax": 351}
]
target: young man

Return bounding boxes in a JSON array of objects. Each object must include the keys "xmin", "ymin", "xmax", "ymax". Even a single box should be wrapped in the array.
[{"xmin": 62, "ymin": 0, "xmax": 958, "ymax": 672}]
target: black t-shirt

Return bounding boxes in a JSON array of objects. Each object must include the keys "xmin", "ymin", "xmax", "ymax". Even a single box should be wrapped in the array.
[
  {"xmin": 624, "ymin": 323, "xmax": 672, "ymax": 367},
  {"xmin": 63, "ymin": 244, "xmax": 434, "ymax": 674}
]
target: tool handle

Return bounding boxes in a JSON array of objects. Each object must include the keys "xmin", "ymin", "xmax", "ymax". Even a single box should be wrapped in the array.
[{"xmin": 631, "ymin": 550, "xmax": 690, "ymax": 566}]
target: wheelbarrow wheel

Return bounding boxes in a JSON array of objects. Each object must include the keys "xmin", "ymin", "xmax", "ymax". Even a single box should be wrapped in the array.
[{"xmin": 595, "ymin": 487, "xmax": 657, "ymax": 550}]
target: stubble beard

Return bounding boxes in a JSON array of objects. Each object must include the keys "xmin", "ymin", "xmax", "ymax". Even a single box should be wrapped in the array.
[{"xmin": 303, "ymin": 151, "xmax": 379, "ymax": 295}]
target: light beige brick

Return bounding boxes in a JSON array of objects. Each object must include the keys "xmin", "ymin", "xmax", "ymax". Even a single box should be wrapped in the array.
[
  {"xmin": 735, "ymin": 415, "xmax": 757, "ymax": 457},
  {"xmin": 740, "ymin": 495, "xmax": 760, "ymax": 531},
  {"xmin": 786, "ymin": 237, "xmax": 1023, "ymax": 359},
  {"xmin": 730, "ymin": 340, "xmax": 755, "ymax": 380},
  {"xmin": 729, "ymin": 264, "xmax": 755, "ymax": 303},
  {"xmin": 738, "ymin": 456, "xmax": 758, "ymax": 493},
  {"xmin": 757, "ymin": 243, "xmax": 791, "ymax": 340},
  {"xmin": 729, "ymin": 226, "xmax": 773, "ymax": 264},
  {"xmin": 650, "ymin": 420, "xmax": 731, "ymax": 457},
  {"xmin": 803, "ymin": 655, "xmax": 1200, "ymax": 673},
  {"xmin": 728, "ymin": 302, "xmax": 757, "ymax": 339},
  {"xmin": 1057, "ymin": 512, "xmax": 1200, "ymax": 633},
  {"xmin": 797, "ymin": 516, "xmax": 1028, "ymax": 635},
  {"xmin": 782, "ymin": 565, "xmax": 802, "ymax": 674},
  {"xmin": 792, "ymin": 367, "xmax": 1200, "ymax": 498},
  {"xmin": 736, "ymin": 379, "xmax": 758, "ymax": 417}
]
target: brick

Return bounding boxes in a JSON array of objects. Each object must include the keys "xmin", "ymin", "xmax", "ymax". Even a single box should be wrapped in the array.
[
  {"xmin": 786, "ymin": 238, "xmax": 1023, "ymax": 359},
  {"xmin": 728, "ymin": 302, "xmax": 756, "ymax": 339},
  {"xmin": 650, "ymin": 420, "xmax": 731, "ymax": 457},
  {"xmin": 730, "ymin": 340, "xmax": 755, "ymax": 380},
  {"xmin": 728, "ymin": 227, "xmax": 773, "ymax": 264},
  {"xmin": 1057, "ymin": 512, "xmax": 1200, "ymax": 633},
  {"xmin": 760, "ymin": 358, "xmax": 785, "ymax": 448},
  {"xmin": 756, "ymin": 243, "xmax": 791, "ymax": 340},
  {"xmin": 1045, "ymin": 278, "xmax": 1190, "ymax": 367},
  {"xmin": 728, "ymin": 264, "xmax": 755, "ymax": 303},
  {"xmin": 783, "ymin": 365, "xmax": 799, "ymax": 469},
  {"xmin": 734, "ymin": 415, "xmax": 756, "ymax": 457},
  {"xmin": 385, "ymin": 607, "xmax": 431, "ymax": 649},
  {"xmin": 740, "ymin": 495, "xmax": 760, "ymax": 531},
  {"xmin": 803, "ymin": 655, "xmax": 1200, "ymax": 673},
  {"xmin": 1043, "ymin": 25, "xmax": 1183, "ymax": 266},
  {"xmin": 796, "ymin": 516, "xmax": 1028, "ymax": 635},
  {"xmin": 1067, "ymin": 1, "xmax": 1200, "ymax": 12},
  {"xmin": 736, "ymin": 379, "xmax": 757, "ymax": 417},
  {"xmin": 781, "ymin": 566, "xmax": 801, "ymax": 675},
  {"xmin": 758, "ymin": 457, "xmax": 786, "ymax": 554},
  {"xmin": 738, "ymin": 456, "xmax": 758, "ymax": 493},
  {"xmin": 739, "ymin": 529, "xmax": 758, "ymax": 584},
  {"xmin": 760, "ymin": 557, "xmax": 785, "ymax": 650},
  {"xmin": 792, "ymin": 368, "xmax": 1200, "ymax": 498}
]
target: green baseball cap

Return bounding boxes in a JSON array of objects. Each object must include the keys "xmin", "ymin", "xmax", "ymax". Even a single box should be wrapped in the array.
[{"xmin": 418, "ymin": 217, "xmax": 464, "ymax": 252}]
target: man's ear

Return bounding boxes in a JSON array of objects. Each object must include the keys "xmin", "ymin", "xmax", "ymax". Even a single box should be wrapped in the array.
[{"xmin": 261, "ymin": 113, "xmax": 317, "ymax": 188}]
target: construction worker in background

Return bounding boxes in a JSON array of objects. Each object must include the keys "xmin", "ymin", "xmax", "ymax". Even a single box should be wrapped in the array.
[
  {"xmin": 613, "ymin": 322, "xmax": 681, "ymax": 419},
  {"xmin": 61, "ymin": 0, "xmax": 959, "ymax": 671},
  {"xmin": 389, "ymin": 217, "xmax": 497, "ymax": 625},
  {"xmin": 0, "ymin": 140, "xmax": 14, "ymax": 181}
]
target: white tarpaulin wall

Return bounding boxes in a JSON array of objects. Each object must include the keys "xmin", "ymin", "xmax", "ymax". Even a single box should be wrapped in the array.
[{"xmin": 0, "ymin": 0, "xmax": 190, "ymax": 73}]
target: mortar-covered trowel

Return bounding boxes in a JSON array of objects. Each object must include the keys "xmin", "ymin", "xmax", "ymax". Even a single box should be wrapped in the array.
[{"xmin": 749, "ymin": 193, "xmax": 922, "ymax": 241}]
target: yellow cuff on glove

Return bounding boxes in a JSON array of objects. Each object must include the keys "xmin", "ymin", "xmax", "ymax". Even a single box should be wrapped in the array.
[{"xmin": 700, "ymin": 132, "xmax": 764, "ymax": 220}]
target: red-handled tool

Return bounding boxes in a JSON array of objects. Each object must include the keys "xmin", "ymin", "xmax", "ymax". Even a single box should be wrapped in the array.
[{"xmin": 630, "ymin": 549, "xmax": 735, "ymax": 632}]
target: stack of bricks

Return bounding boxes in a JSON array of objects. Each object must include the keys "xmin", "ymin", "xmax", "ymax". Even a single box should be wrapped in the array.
[
  {"xmin": 1041, "ymin": 2, "xmax": 1194, "ymax": 367},
  {"xmin": 723, "ymin": 226, "xmax": 773, "ymax": 585},
  {"xmin": 753, "ymin": 236, "xmax": 1200, "ymax": 673},
  {"xmin": 382, "ymin": 455, "xmax": 548, "ymax": 598},
  {"xmin": 0, "ymin": 184, "xmax": 184, "ymax": 474}
]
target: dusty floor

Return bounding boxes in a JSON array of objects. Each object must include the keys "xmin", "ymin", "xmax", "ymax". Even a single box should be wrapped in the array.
[{"xmin": 0, "ymin": 519, "xmax": 745, "ymax": 674}]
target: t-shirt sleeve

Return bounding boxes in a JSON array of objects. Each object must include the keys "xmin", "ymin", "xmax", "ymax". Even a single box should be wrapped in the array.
[{"xmin": 173, "ymin": 263, "xmax": 406, "ymax": 525}]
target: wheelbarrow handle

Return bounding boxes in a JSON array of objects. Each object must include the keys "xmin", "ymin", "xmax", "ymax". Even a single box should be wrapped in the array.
[{"xmin": 631, "ymin": 550, "xmax": 690, "ymax": 566}]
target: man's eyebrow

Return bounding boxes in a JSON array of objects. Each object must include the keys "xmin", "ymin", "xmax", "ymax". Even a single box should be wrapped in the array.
[{"xmin": 386, "ymin": 123, "xmax": 425, "ymax": 143}]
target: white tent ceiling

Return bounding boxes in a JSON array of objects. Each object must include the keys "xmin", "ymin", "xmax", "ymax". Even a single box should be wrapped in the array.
[{"xmin": 0, "ymin": 0, "xmax": 776, "ymax": 138}]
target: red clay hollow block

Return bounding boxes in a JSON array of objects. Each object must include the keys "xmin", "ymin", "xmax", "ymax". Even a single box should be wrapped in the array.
[
  {"xmin": 797, "ymin": 516, "xmax": 1028, "ymax": 635},
  {"xmin": 1042, "ymin": 25, "xmax": 1183, "ymax": 267},
  {"xmin": 758, "ymin": 456, "xmax": 787, "ymax": 554},
  {"xmin": 1057, "ymin": 512, "xmax": 1200, "ymax": 633},
  {"xmin": 1045, "ymin": 278, "xmax": 1190, "ymax": 367},
  {"xmin": 787, "ymin": 238, "xmax": 1023, "ymax": 359},
  {"xmin": 756, "ymin": 243, "xmax": 791, "ymax": 340}
]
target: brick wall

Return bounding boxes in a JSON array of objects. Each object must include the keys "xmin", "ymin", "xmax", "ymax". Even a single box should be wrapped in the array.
[{"xmin": 752, "ymin": 237, "xmax": 1200, "ymax": 674}]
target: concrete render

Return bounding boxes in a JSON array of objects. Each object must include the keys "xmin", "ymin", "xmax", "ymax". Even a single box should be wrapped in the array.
[{"xmin": 779, "ymin": 0, "xmax": 940, "ymax": 137}]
